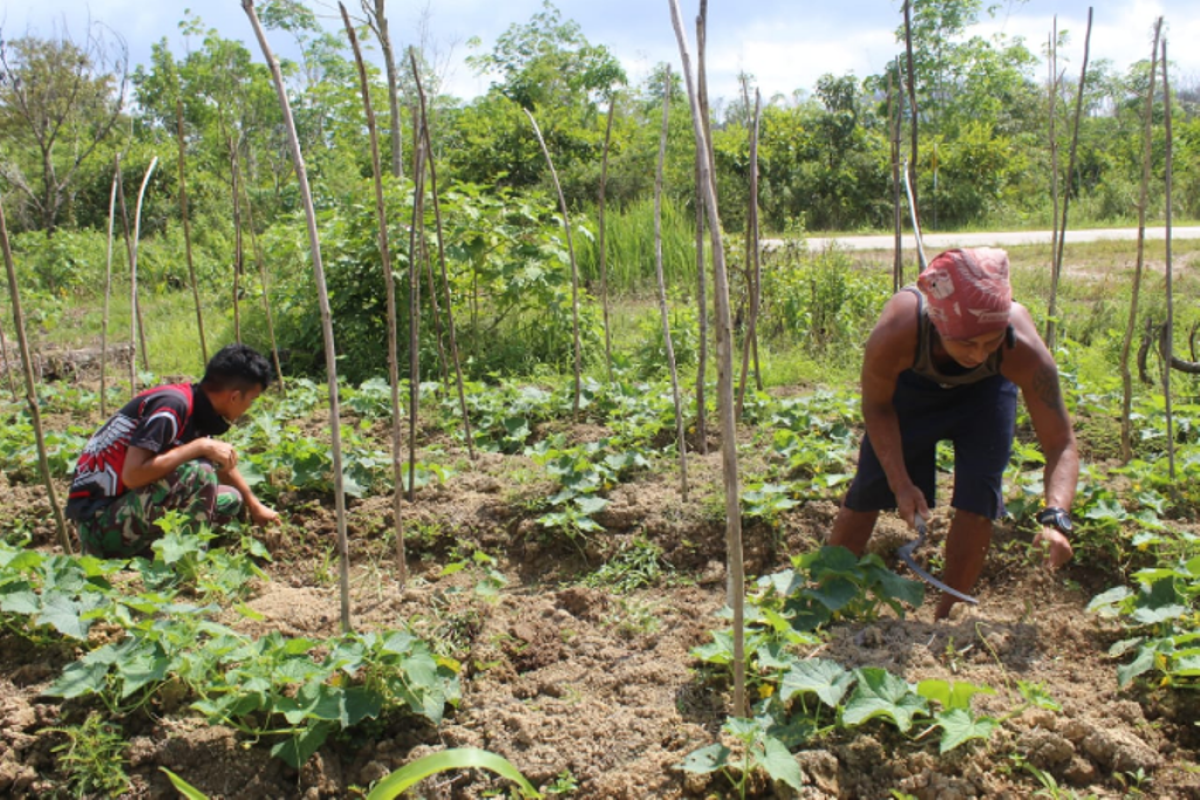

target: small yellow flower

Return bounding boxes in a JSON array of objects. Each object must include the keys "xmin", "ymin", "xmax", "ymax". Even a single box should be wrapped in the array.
[{"xmin": 758, "ymin": 683, "xmax": 775, "ymax": 699}]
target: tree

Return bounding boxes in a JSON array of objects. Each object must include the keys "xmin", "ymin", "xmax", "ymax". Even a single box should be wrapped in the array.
[{"xmin": 0, "ymin": 24, "xmax": 128, "ymax": 233}]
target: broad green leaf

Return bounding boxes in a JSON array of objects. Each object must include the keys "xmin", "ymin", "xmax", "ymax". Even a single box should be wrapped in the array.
[
  {"xmin": 0, "ymin": 588, "xmax": 39, "ymax": 616},
  {"xmin": 917, "ymin": 679, "xmax": 995, "ymax": 711},
  {"xmin": 842, "ymin": 668, "xmax": 928, "ymax": 733},
  {"xmin": 341, "ymin": 686, "xmax": 384, "ymax": 728},
  {"xmin": 761, "ymin": 736, "xmax": 803, "ymax": 791},
  {"xmin": 780, "ymin": 658, "xmax": 854, "ymax": 708},
  {"xmin": 367, "ymin": 747, "xmax": 542, "ymax": 800},
  {"xmin": 37, "ymin": 591, "xmax": 89, "ymax": 639},
  {"xmin": 45, "ymin": 660, "xmax": 109, "ymax": 698},
  {"xmin": 574, "ymin": 495, "xmax": 609, "ymax": 515},
  {"xmin": 677, "ymin": 743, "xmax": 731, "ymax": 775},
  {"xmin": 118, "ymin": 652, "xmax": 169, "ymax": 698},
  {"xmin": 936, "ymin": 708, "xmax": 997, "ymax": 753},
  {"xmin": 806, "ymin": 576, "xmax": 858, "ymax": 612}
]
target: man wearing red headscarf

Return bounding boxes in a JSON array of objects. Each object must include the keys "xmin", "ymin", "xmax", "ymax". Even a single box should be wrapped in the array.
[{"xmin": 829, "ymin": 248, "xmax": 1078, "ymax": 619}]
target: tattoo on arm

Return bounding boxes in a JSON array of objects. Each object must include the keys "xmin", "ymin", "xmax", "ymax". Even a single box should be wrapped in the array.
[{"xmin": 1032, "ymin": 365, "xmax": 1065, "ymax": 412}]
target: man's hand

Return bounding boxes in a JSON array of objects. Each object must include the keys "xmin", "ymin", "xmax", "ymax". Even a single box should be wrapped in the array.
[
  {"xmin": 1033, "ymin": 527, "xmax": 1073, "ymax": 569},
  {"xmin": 198, "ymin": 438, "xmax": 238, "ymax": 471},
  {"xmin": 893, "ymin": 482, "xmax": 931, "ymax": 532},
  {"xmin": 248, "ymin": 499, "xmax": 280, "ymax": 528}
]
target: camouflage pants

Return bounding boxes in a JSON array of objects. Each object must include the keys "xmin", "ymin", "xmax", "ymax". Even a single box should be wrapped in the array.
[{"xmin": 76, "ymin": 459, "xmax": 243, "ymax": 558}]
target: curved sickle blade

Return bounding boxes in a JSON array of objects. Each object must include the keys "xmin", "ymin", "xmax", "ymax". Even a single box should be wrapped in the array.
[{"xmin": 897, "ymin": 515, "xmax": 979, "ymax": 605}]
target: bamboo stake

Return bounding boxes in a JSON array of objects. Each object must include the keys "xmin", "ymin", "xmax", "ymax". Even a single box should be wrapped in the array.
[
  {"xmin": 100, "ymin": 159, "xmax": 119, "ymax": 416},
  {"xmin": 129, "ymin": 158, "xmax": 158, "ymax": 395},
  {"xmin": 405, "ymin": 107, "xmax": 425, "ymax": 504},
  {"xmin": 416, "ymin": 146, "xmax": 452, "ymax": 392},
  {"xmin": 693, "ymin": 0, "xmax": 711, "ymax": 457},
  {"xmin": 598, "ymin": 94, "xmax": 617, "ymax": 384},
  {"xmin": 114, "ymin": 166, "xmax": 146, "ymax": 392},
  {"xmin": 229, "ymin": 136, "xmax": 244, "ymax": 344},
  {"xmin": 341, "ymin": 2, "xmax": 407, "ymax": 585},
  {"xmin": 410, "ymin": 50, "xmax": 475, "ymax": 460},
  {"xmin": 903, "ymin": 0, "xmax": 920, "ymax": 221},
  {"xmin": 1048, "ymin": 23, "xmax": 1061, "ymax": 340},
  {"xmin": 1119, "ymin": 17, "xmax": 1162, "ymax": 464},
  {"xmin": 890, "ymin": 61, "xmax": 903, "ymax": 292},
  {"xmin": 177, "ymin": 98, "xmax": 208, "ymax": 364},
  {"xmin": 654, "ymin": 69, "xmax": 690, "ymax": 502},
  {"xmin": 0, "ymin": 195, "xmax": 72, "ymax": 553},
  {"xmin": 1161, "ymin": 37, "xmax": 1176, "ymax": 481},
  {"xmin": 236, "ymin": 159, "xmax": 287, "ymax": 397},
  {"xmin": 243, "ymin": 0, "xmax": 353, "ymax": 633},
  {"xmin": 1049, "ymin": 8, "xmax": 1093, "ymax": 351},
  {"xmin": 736, "ymin": 89, "xmax": 762, "ymax": 418},
  {"xmin": 669, "ymin": 0, "xmax": 745, "ymax": 718},
  {"xmin": 364, "ymin": 0, "xmax": 403, "ymax": 180},
  {"xmin": 525, "ymin": 107, "xmax": 584, "ymax": 417}
]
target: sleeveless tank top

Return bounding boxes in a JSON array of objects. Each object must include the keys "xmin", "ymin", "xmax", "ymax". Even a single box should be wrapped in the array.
[{"xmin": 902, "ymin": 287, "xmax": 1004, "ymax": 388}]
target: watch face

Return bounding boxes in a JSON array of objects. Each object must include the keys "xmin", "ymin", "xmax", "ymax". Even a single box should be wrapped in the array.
[{"xmin": 1055, "ymin": 511, "xmax": 1073, "ymax": 533}]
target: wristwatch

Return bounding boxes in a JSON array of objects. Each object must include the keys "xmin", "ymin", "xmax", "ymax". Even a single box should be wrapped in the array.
[{"xmin": 1036, "ymin": 506, "xmax": 1074, "ymax": 534}]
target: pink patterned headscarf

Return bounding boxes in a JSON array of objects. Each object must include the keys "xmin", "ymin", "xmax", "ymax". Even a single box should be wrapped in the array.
[{"xmin": 916, "ymin": 248, "xmax": 1012, "ymax": 340}]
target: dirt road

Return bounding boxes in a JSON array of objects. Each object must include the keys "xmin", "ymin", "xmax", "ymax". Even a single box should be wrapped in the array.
[{"xmin": 792, "ymin": 225, "xmax": 1200, "ymax": 252}]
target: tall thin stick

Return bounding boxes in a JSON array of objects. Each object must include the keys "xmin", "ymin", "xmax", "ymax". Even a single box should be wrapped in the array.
[
  {"xmin": 1048, "ymin": 23, "xmax": 1061, "ymax": 332},
  {"xmin": 236, "ymin": 161, "xmax": 287, "ymax": 396},
  {"xmin": 669, "ymin": 0, "xmax": 745, "ymax": 718},
  {"xmin": 364, "ymin": 0, "xmax": 403, "ymax": 180},
  {"xmin": 100, "ymin": 159, "xmax": 119, "ymax": 416},
  {"xmin": 341, "ymin": 2, "xmax": 407, "ymax": 585},
  {"xmin": 903, "ymin": 0, "xmax": 920, "ymax": 222},
  {"xmin": 693, "ymin": 0, "xmax": 711, "ymax": 457},
  {"xmin": 1161, "ymin": 37, "xmax": 1176, "ymax": 481},
  {"xmin": 525, "ymin": 106, "xmax": 584, "ymax": 416},
  {"xmin": 1049, "ymin": 8, "xmax": 1093, "ymax": 351},
  {"xmin": 736, "ymin": 89, "xmax": 762, "ymax": 417},
  {"xmin": 243, "ymin": 0, "xmax": 353, "ymax": 633},
  {"xmin": 405, "ymin": 107, "xmax": 426, "ymax": 503},
  {"xmin": 1120, "ymin": 17, "xmax": 1163, "ymax": 464},
  {"xmin": 654, "ymin": 69, "xmax": 689, "ymax": 501},
  {"xmin": 890, "ymin": 62, "xmax": 904, "ymax": 292},
  {"xmin": 0, "ymin": 196, "xmax": 72, "ymax": 553},
  {"xmin": 229, "ymin": 137, "xmax": 244, "ymax": 344},
  {"xmin": 598, "ymin": 94, "xmax": 617, "ymax": 383},
  {"xmin": 129, "ymin": 158, "xmax": 158, "ymax": 394},
  {"xmin": 177, "ymin": 98, "xmax": 208, "ymax": 364},
  {"xmin": 410, "ymin": 49, "xmax": 475, "ymax": 459}
]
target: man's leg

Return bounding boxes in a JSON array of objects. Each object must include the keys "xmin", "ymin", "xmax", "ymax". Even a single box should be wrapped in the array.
[
  {"xmin": 78, "ymin": 460, "xmax": 222, "ymax": 558},
  {"xmin": 935, "ymin": 509, "xmax": 993, "ymax": 620},
  {"xmin": 829, "ymin": 506, "xmax": 880, "ymax": 556}
]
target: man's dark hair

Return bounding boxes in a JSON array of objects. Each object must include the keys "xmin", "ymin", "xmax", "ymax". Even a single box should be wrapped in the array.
[{"xmin": 201, "ymin": 344, "xmax": 273, "ymax": 392}]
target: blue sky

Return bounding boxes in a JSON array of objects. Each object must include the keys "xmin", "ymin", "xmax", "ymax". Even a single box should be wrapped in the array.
[{"xmin": 5, "ymin": 0, "xmax": 1198, "ymax": 104}]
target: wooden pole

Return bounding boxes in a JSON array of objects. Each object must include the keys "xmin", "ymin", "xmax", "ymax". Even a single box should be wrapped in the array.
[
  {"xmin": 341, "ymin": 2, "xmax": 407, "ymax": 585},
  {"xmin": 405, "ymin": 106, "xmax": 426, "ymax": 504},
  {"xmin": 1119, "ymin": 17, "xmax": 1162, "ymax": 464},
  {"xmin": 100, "ymin": 159, "xmax": 119, "ymax": 416},
  {"xmin": 736, "ymin": 89, "xmax": 762, "ymax": 417},
  {"xmin": 1047, "ymin": 23, "xmax": 1061, "ymax": 345},
  {"xmin": 364, "ymin": 0, "xmax": 404, "ymax": 180},
  {"xmin": 903, "ymin": 0, "xmax": 920, "ymax": 223},
  {"xmin": 243, "ymin": 0, "xmax": 353, "ymax": 633},
  {"xmin": 177, "ymin": 98, "xmax": 208, "ymax": 364},
  {"xmin": 693, "ymin": 0, "xmax": 711, "ymax": 457},
  {"xmin": 654, "ymin": 69, "xmax": 689, "ymax": 501},
  {"xmin": 410, "ymin": 49, "xmax": 476, "ymax": 460},
  {"xmin": 0, "ymin": 195, "xmax": 72, "ymax": 553},
  {"xmin": 890, "ymin": 62, "xmax": 904, "ymax": 292},
  {"xmin": 229, "ymin": 136, "xmax": 244, "ymax": 345},
  {"xmin": 669, "ymin": 0, "xmax": 746, "ymax": 718},
  {"xmin": 236, "ymin": 160, "xmax": 287, "ymax": 396},
  {"xmin": 1161, "ymin": 37, "xmax": 1176, "ymax": 481},
  {"xmin": 129, "ymin": 158, "xmax": 158, "ymax": 394},
  {"xmin": 525, "ymin": 106, "xmax": 584, "ymax": 416},
  {"xmin": 598, "ymin": 94, "xmax": 617, "ymax": 384},
  {"xmin": 1049, "ymin": 8, "xmax": 1093, "ymax": 351}
]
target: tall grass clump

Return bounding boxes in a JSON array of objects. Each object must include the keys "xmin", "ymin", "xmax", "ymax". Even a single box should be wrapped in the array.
[{"xmin": 576, "ymin": 197, "xmax": 696, "ymax": 295}]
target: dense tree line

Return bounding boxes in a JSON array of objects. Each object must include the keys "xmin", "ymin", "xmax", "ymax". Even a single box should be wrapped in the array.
[{"xmin": 1, "ymin": 1, "xmax": 1197, "ymax": 379}]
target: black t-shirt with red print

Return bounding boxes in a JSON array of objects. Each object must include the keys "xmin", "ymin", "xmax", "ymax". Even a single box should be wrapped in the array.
[{"xmin": 65, "ymin": 383, "xmax": 231, "ymax": 520}]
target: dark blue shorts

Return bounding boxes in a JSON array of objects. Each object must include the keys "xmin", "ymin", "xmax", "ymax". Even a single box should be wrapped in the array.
[{"xmin": 843, "ymin": 371, "xmax": 1017, "ymax": 519}]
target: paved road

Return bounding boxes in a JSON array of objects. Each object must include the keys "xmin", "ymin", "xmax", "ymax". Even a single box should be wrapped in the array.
[{"xmin": 787, "ymin": 226, "xmax": 1200, "ymax": 253}]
